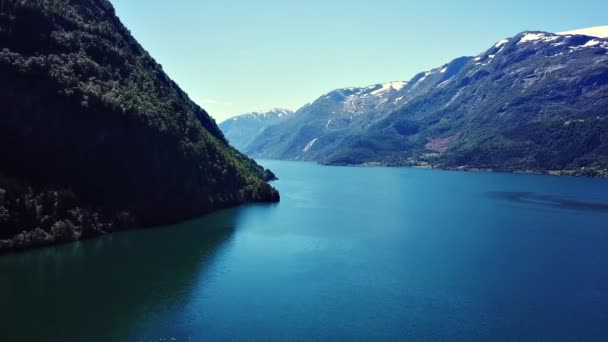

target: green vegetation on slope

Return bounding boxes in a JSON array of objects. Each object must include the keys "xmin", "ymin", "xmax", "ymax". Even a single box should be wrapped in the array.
[
  {"xmin": 0, "ymin": 0, "xmax": 278, "ymax": 252},
  {"xmin": 243, "ymin": 31, "xmax": 608, "ymax": 177}
]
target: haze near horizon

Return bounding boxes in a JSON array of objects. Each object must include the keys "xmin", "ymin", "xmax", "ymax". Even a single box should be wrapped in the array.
[{"xmin": 110, "ymin": 0, "xmax": 608, "ymax": 121}]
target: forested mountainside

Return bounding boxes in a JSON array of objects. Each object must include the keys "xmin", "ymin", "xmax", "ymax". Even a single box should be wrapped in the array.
[
  {"xmin": 219, "ymin": 108, "xmax": 294, "ymax": 152},
  {"xmin": 0, "ymin": 0, "xmax": 279, "ymax": 253},
  {"xmin": 240, "ymin": 29, "xmax": 608, "ymax": 177}
]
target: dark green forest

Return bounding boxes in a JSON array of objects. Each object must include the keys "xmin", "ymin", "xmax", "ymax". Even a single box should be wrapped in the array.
[{"xmin": 0, "ymin": 0, "xmax": 279, "ymax": 252}]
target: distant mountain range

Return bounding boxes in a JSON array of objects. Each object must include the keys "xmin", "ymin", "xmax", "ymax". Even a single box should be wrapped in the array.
[
  {"xmin": 219, "ymin": 108, "xmax": 294, "ymax": 151},
  {"xmin": 221, "ymin": 26, "xmax": 608, "ymax": 177}
]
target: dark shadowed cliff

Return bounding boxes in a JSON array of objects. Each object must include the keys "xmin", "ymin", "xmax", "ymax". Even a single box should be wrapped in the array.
[{"xmin": 0, "ymin": 0, "xmax": 279, "ymax": 252}]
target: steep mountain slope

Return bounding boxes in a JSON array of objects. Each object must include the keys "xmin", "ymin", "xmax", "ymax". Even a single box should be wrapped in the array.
[
  {"xmin": 0, "ymin": 0, "xmax": 279, "ymax": 252},
  {"xmin": 246, "ymin": 28, "xmax": 608, "ymax": 176},
  {"xmin": 244, "ymin": 60, "xmax": 472, "ymax": 160},
  {"xmin": 219, "ymin": 108, "xmax": 294, "ymax": 152},
  {"xmin": 242, "ymin": 81, "xmax": 409, "ymax": 158}
]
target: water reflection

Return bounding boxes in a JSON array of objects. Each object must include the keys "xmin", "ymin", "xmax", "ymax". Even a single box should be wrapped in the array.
[
  {"xmin": 487, "ymin": 191, "xmax": 608, "ymax": 214},
  {"xmin": 0, "ymin": 208, "xmax": 246, "ymax": 342}
]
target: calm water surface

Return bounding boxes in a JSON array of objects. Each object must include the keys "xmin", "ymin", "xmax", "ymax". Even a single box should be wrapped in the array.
[{"xmin": 2, "ymin": 161, "xmax": 608, "ymax": 341}]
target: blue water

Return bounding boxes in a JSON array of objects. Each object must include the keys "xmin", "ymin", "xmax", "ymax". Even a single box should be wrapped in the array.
[{"xmin": 2, "ymin": 161, "xmax": 608, "ymax": 341}]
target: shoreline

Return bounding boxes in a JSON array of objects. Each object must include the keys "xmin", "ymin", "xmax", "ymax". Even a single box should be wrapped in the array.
[
  {"xmin": 0, "ymin": 195, "xmax": 279, "ymax": 256},
  {"xmin": 258, "ymin": 158, "xmax": 608, "ymax": 178},
  {"xmin": 314, "ymin": 160, "xmax": 608, "ymax": 178}
]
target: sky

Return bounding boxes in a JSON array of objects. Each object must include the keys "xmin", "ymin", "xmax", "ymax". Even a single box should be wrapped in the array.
[{"xmin": 110, "ymin": 0, "xmax": 608, "ymax": 122}]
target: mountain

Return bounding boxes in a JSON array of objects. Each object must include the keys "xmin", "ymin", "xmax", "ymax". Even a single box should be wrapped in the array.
[
  {"xmin": 558, "ymin": 25, "xmax": 608, "ymax": 38},
  {"xmin": 0, "ymin": 0, "xmax": 279, "ymax": 252},
  {"xmin": 219, "ymin": 108, "xmax": 294, "ymax": 152},
  {"xmin": 244, "ymin": 28, "xmax": 608, "ymax": 177},
  {"xmin": 239, "ymin": 80, "xmax": 421, "ymax": 158}
]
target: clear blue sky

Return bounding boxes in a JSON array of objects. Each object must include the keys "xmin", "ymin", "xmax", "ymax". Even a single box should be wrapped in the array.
[{"xmin": 110, "ymin": 0, "xmax": 608, "ymax": 122}]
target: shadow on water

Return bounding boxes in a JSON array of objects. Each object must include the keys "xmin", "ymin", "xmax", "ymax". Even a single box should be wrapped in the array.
[
  {"xmin": 0, "ymin": 207, "xmax": 250, "ymax": 342},
  {"xmin": 487, "ymin": 191, "xmax": 608, "ymax": 214}
]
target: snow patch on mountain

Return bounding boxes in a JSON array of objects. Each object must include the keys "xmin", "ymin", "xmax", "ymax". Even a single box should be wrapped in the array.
[
  {"xmin": 411, "ymin": 71, "xmax": 435, "ymax": 89},
  {"xmin": 495, "ymin": 39, "xmax": 509, "ymax": 48},
  {"xmin": 303, "ymin": 138, "xmax": 318, "ymax": 152},
  {"xmin": 558, "ymin": 25, "xmax": 608, "ymax": 38},
  {"xmin": 258, "ymin": 108, "xmax": 293, "ymax": 117},
  {"xmin": 517, "ymin": 32, "xmax": 564, "ymax": 45},
  {"xmin": 437, "ymin": 79, "xmax": 451, "ymax": 88},
  {"xmin": 569, "ymin": 39, "xmax": 608, "ymax": 52},
  {"xmin": 443, "ymin": 88, "xmax": 465, "ymax": 108},
  {"xmin": 370, "ymin": 81, "xmax": 407, "ymax": 96},
  {"xmin": 228, "ymin": 108, "xmax": 294, "ymax": 121},
  {"xmin": 519, "ymin": 33, "xmax": 547, "ymax": 44},
  {"xmin": 582, "ymin": 39, "xmax": 601, "ymax": 47}
]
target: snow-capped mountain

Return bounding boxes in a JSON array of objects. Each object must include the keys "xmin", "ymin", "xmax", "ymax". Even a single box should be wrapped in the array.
[
  {"xmin": 229, "ymin": 108, "xmax": 294, "ymax": 121},
  {"xmin": 241, "ymin": 26, "xmax": 608, "ymax": 175},
  {"xmin": 219, "ymin": 108, "xmax": 295, "ymax": 152},
  {"xmin": 319, "ymin": 81, "xmax": 408, "ymax": 117},
  {"xmin": 558, "ymin": 25, "xmax": 608, "ymax": 38}
]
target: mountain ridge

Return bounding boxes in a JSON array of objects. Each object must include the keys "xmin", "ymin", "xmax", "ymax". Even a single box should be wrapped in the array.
[
  {"xmin": 219, "ymin": 108, "xmax": 295, "ymax": 152},
  {"xmin": 226, "ymin": 27, "xmax": 608, "ymax": 177}
]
